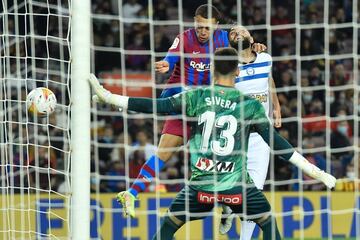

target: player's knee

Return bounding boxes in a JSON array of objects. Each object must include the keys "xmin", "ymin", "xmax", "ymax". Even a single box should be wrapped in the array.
[
  {"xmin": 155, "ymin": 151, "xmax": 173, "ymax": 162},
  {"xmin": 264, "ymin": 201, "xmax": 271, "ymax": 212},
  {"xmin": 255, "ymin": 213, "xmax": 271, "ymax": 225},
  {"xmin": 156, "ymin": 134, "xmax": 183, "ymax": 161},
  {"xmin": 255, "ymin": 202, "xmax": 271, "ymax": 225},
  {"xmin": 167, "ymin": 212, "xmax": 184, "ymax": 227},
  {"xmin": 152, "ymin": 213, "xmax": 183, "ymax": 240}
]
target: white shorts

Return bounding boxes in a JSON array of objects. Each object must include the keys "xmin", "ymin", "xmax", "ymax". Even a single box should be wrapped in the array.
[{"xmin": 246, "ymin": 132, "xmax": 270, "ymax": 190}]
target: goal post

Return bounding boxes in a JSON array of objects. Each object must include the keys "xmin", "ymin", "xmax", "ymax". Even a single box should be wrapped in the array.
[{"xmin": 70, "ymin": 0, "xmax": 91, "ymax": 239}]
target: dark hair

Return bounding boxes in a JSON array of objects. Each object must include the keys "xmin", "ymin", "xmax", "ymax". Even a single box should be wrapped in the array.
[
  {"xmin": 195, "ymin": 4, "xmax": 221, "ymax": 22},
  {"xmin": 214, "ymin": 47, "xmax": 239, "ymax": 76}
]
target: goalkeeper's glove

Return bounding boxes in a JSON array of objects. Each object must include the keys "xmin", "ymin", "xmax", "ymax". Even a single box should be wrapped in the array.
[
  {"xmin": 289, "ymin": 151, "xmax": 336, "ymax": 189},
  {"xmin": 88, "ymin": 74, "xmax": 129, "ymax": 109}
]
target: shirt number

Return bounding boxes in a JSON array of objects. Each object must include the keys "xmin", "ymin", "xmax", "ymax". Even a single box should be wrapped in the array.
[{"xmin": 198, "ymin": 111, "xmax": 237, "ymax": 156}]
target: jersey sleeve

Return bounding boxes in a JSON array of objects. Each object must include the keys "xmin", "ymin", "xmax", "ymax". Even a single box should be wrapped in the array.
[
  {"xmin": 251, "ymin": 100, "xmax": 294, "ymax": 160},
  {"xmin": 128, "ymin": 97, "xmax": 177, "ymax": 114},
  {"xmin": 169, "ymin": 89, "xmax": 199, "ymax": 117},
  {"xmin": 263, "ymin": 52, "xmax": 273, "ymax": 68},
  {"xmin": 268, "ymin": 54, "xmax": 273, "ymax": 68},
  {"xmin": 163, "ymin": 34, "xmax": 181, "ymax": 71}
]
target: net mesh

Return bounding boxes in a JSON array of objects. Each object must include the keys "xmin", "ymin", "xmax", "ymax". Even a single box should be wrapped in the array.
[
  {"xmin": 1, "ymin": 0, "xmax": 360, "ymax": 239},
  {"xmin": 0, "ymin": 0, "xmax": 71, "ymax": 239},
  {"xmin": 90, "ymin": 0, "xmax": 359, "ymax": 239}
]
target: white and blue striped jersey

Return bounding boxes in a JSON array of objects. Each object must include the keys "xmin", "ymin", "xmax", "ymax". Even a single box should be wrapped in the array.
[{"xmin": 235, "ymin": 52, "xmax": 272, "ymax": 116}]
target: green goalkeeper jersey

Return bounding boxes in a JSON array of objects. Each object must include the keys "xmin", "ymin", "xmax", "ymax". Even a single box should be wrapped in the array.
[{"xmin": 170, "ymin": 85, "xmax": 270, "ymax": 192}]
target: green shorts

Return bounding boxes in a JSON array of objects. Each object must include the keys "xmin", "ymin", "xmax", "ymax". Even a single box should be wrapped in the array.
[{"xmin": 168, "ymin": 185, "xmax": 270, "ymax": 222}]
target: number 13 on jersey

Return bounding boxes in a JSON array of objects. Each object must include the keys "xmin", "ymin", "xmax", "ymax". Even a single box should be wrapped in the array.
[{"xmin": 198, "ymin": 111, "xmax": 237, "ymax": 156}]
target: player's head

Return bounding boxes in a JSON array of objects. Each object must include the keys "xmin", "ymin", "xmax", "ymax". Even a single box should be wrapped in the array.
[
  {"xmin": 194, "ymin": 4, "xmax": 221, "ymax": 43},
  {"xmin": 214, "ymin": 47, "xmax": 239, "ymax": 79},
  {"xmin": 228, "ymin": 25, "xmax": 254, "ymax": 51}
]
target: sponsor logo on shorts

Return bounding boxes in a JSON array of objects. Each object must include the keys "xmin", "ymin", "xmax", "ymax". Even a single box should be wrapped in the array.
[
  {"xmin": 195, "ymin": 157, "xmax": 235, "ymax": 173},
  {"xmin": 249, "ymin": 92, "xmax": 268, "ymax": 103},
  {"xmin": 197, "ymin": 192, "xmax": 242, "ymax": 205}
]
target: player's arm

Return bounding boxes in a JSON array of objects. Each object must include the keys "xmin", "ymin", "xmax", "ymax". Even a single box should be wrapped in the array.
[
  {"xmin": 88, "ymin": 74, "xmax": 181, "ymax": 114},
  {"xmin": 155, "ymin": 36, "xmax": 181, "ymax": 73},
  {"xmin": 269, "ymin": 76, "xmax": 281, "ymax": 128},
  {"xmin": 251, "ymin": 101, "xmax": 336, "ymax": 189}
]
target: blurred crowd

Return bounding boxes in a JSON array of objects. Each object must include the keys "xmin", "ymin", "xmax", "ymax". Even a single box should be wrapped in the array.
[{"xmin": 2, "ymin": 0, "xmax": 359, "ymax": 194}]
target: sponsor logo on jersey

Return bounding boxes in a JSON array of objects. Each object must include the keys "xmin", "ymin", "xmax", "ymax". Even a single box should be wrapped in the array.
[
  {"xmin": 246, "ymin": 67, "xmax": 255, "ymax": 75},
  {"xmin": 190, "ymin": 60, "xmax": 211, "ymax": 72},
  {"xmin": 197, "ymin": 192, "xmax": 242, "ymax": 205},
  {"xmin": 195, "ymin": 157, "xmax": 235, "ymax": 173},
  {"xmin": 249, "ymin": 92, "xmax": 268, "ymax": 103}
]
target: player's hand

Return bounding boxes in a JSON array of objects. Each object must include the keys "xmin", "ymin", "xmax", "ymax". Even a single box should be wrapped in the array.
[
  {"xmin": 88, "ymin": 74, "xmax": 113, "ymax": 103},
  {"xmin": 88, "ymin": 74, "xmax": 128, "ymax": 108},
  {"xmin": 155, "ymin": 61, "xmax": 170, "ymax": 73},
  {"xmin": 252, "ymin": 43, "xmax": 267, "ymax": 53},
  {"xmin": 273, "ymin": 109, "xmax": 282, "ymax": 128},
  {"xmin": 318, "ymin": 171, "xmax": 337, "ymax": 189}
]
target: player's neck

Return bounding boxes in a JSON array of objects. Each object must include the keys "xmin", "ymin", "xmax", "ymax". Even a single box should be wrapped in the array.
[
  {"xmin": 215, "ymin": 77, "xmax": 234, "ymax": 87},
  {"xmin": 239, "ymin": 48, "xmax": 256, "ymax": 63}
]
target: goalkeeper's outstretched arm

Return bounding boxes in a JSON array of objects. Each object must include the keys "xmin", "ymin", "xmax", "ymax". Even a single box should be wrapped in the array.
[
  {"xmin": 88, "ymin": 74, "xmax": 179, "ymax": 113},
  {"xmin": 253, "ymin": 114, "xmax": 337, "ymax": 189},
  {"xmin": 89, "ymin": 74, "xmax": 336, "ymax": 189}
]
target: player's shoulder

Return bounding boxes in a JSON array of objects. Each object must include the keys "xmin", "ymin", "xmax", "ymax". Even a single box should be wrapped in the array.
[
  {"xmin": 183, "ymin": 87, "xmax": 205, "ymax": 97},
  {"xmin": 241, "ymin": 93, "xmax": 261, "ymax": 107},
  {"xmin": 174, "ymin": 29, "xmax": 193, "ymax": 41},
  {"xmin": 242, "ymin": 93, "xmax": 257, "ymax": 103},
  {"xmin": 215, "ymin": 29, "xmax": 229, "ymax": 37},
  {"xmin": 181, "ymin": 29, "xmax": 195, "ymax": 39},
  {"xmin": 256, "ymin": 52, "xmax": 272, "ymax": 62}
]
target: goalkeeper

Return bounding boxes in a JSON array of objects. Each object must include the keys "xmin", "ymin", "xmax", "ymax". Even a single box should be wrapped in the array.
[{"xmin": 89, "ymin": 47, "xmax": 336, "ymax": 240}]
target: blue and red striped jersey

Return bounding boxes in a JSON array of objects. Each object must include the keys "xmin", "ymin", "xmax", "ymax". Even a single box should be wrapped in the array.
[{"xmin": 162, "ymin": 28, "xmax": 229, "ymax": 96}]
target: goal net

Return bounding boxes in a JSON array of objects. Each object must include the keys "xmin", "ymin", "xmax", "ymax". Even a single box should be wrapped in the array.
[
  {"xmin": 89, "ymin": 0, "xmax": 359, "ymax": 239},
  {"xmin": 1, "ymin": 0, "xmax": 359, "ymax": 239},
  {"xmin": 1, "ymin": 0, "xmax": 72, "ymax": 239}
]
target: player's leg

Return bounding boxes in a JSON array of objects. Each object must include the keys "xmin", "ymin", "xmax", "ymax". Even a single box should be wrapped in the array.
[
  {"xmin": 152, "ymin": 213, "xmax": 184, "ymax": 240},
  {"xmin": 256, "ymin": 215, "xmax": 281, "ymax": 240},
  {"xmin": 117, "ymin": 119, "xmax": 188, "ymax": 217},
  {"xmin": 152, "ymin": 186, "xmax": 214, "ymax": 240},
  {"xmin": 219, "ymin": 134, "xmax": 270, "ymax": 237},
  {"xmin": 240, "ymin": 135, "xmax": 270, "ymax": 239},
  {"xmin": 127, "ymin": 133, "xmax": 183, "ymax": 197},
  {"xmin": 232, "ymin": 186, "xmax": 281, "ymax": 240}
]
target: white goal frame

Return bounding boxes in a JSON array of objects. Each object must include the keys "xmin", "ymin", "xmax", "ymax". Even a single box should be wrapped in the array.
[{"xmin": 70, "ymin": 0, "xmax": 91, "ymax": 239}]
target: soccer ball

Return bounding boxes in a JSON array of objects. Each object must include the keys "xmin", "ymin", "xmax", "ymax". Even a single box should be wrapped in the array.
[{"xmin": 26, "ymin": 87, "xmax": 57, "ymax": 117}]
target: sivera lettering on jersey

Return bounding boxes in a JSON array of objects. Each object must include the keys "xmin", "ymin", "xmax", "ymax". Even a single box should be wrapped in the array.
[{"xmin": 205, "ymin": 97, "xmax": 237, "ymax": 110}]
